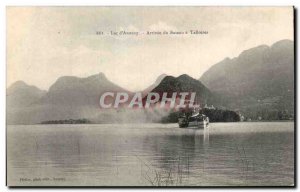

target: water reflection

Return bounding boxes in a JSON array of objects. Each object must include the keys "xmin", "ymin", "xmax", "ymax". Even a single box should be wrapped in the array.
[
  {"xmin": 203, "ymin": 128, "xmax": 209, "ymax": 146},
  {"xmin": 7, "ymin": 123, "xmax": 294, "ymax": 186},
  {"xmin": 138, "ymin": 128, "xmax": 213, "ymax": 185}
]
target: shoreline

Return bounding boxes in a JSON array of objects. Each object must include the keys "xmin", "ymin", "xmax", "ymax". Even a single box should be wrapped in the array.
[{"xmin": 7, "ymin": 120, "xmax": 295, "ymax": 126}]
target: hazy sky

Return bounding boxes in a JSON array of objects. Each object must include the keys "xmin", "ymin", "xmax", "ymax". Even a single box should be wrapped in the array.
[{"xmin": 7, "ymin": 7, "xmax": 293, "ymax": 91}]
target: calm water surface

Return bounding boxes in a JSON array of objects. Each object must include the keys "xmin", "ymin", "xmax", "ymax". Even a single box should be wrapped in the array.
[{"xmin": 7, "ymin": 122, "xmax": 294, "ymax": 186}]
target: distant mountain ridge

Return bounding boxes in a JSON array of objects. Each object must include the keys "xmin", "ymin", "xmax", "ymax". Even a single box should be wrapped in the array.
[
  {"xmin": 7, "ymin": 81, "xmax": 46, "ymax": 108},
  {"xmin": 142, "ymin": 74, "xmax": 167, "ymax": 97},
  {"xmin": 40, "ymin": 72, "xmax": 130, "ymax": 106},
  {"xmin": 6, "ymin": 73, "xmax": 131, "ymax": 124},
  {"xmin": 200, "ymin": 39, "xmax": 294, "ymax": 119},
  {"xmin": 148, "ymin": 74, "xmax": 216, "ymax": 106},
  {"xmin": 7, "ymin": 39, "xmax": 294, "ymax": 123}
]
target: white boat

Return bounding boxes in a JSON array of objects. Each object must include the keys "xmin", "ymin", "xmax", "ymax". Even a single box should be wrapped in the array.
[{"xmin": 178, "ymin": 112, "xmax": 209, "ymax": 129}]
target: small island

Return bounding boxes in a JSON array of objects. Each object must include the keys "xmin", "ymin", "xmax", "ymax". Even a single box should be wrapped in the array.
[{"xmin": 41, "ymin": 118, "xmax": 91, "ymax": 124}]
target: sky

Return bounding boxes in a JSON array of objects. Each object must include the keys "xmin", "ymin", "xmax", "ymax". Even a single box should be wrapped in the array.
[{"xmin": 7, "ymin": 7, "xmax": 294, "ymax": 91}]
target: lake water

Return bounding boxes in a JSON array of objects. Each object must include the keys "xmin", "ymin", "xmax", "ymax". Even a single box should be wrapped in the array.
[{"xmin": 7, "ymin": 122, "xmax": 294, "ymax": 186}]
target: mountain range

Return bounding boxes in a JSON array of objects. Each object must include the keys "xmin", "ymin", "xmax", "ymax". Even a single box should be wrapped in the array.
[
  {"xmin": 40, "ymin": 72, "xmax": 129, "ymax": 106},
  {"xmin": 200, "ymin": 39, "xmax": 294, "ymax": 119},
  {"xmin": 147, "ymin": 74, "xmax": 215, "ymax": 105},
  {"xmin": 7, "ymin": 81, "xmax": 46, "ymax": 108},
  {"xmin": 7, "ymin": 73, "xmax": 131, "ymax": 124},
  {"xmin": 7, "ymin": 39, "xmax": 294, "ymax": 124}
]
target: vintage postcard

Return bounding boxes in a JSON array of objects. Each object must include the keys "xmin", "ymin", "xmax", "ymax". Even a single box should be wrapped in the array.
[{"xmin": 6, "ymin": 7, "xmax": 294, "ymax": 187}]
